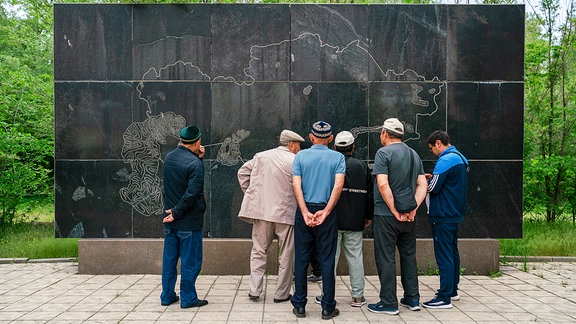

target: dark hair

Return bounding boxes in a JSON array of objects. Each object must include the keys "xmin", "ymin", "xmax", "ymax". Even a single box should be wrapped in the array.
[
  {"xmin": 383, "ymin": 129, "xmax": 403, "ymax": 140},
  {"xmin": 427, "ymin": 130, "xmax": 451, "ymax": 146},
  {"xmin": 335, "ymin": 143, "xmax": 353, "ymax": 154}
]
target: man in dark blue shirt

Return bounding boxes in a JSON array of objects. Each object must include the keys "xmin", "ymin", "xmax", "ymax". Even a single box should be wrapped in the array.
[
  {"xmin": 160, "ymin": 125, "xmax": 208, "ymax": 309},
  {"xmin": 423, "ymin": 130, "xmax": 469, "ymax": 309}
]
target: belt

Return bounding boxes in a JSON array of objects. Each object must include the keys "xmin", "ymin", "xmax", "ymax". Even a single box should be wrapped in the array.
[{"xmin": 305, "ymin": 202, "xmax": 327, "ymax": 207}]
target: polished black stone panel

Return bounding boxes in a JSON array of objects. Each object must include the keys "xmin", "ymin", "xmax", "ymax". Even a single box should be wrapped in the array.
[
  {"xmin": 55, "ymin": 4, "xmax": 524, "ymax": 239},
  {"xmin": 211, "ymin": 4, "xmax": 291, "ymax": 82},
  {"xmin": 291, "ymin": 4, "xmax": 369, "ymax": 50},
  {"xmin": 290, "ymin": 82, "xmax": 371, "ymax": 159},
  {"xmin": 419, "ymin": 160, "xmax": 523, "ymax": 238},
  {"xmin": 132, "ymin": 4, "xmax": 211, "ymax": 43},
  {"xmin": 291, "ymin": 4, "xmax": 370, "ymax": 82},
  {"xmin": 132, "ymin": 5, "xmax": 212, "ymax": 81},
  {"xmin": 369, "ymin": 5, "xmax": 448, "ymax": 81},
  {"xmin": 367, "ymin": 80, "xmax": 447, "ymax": 160},
  {"xmin": 133, "ymin": 210, "xmax": 164, "ymax": 239},
  {"xmin": 204, "ymin": 161, "xmax": 252, "ymax": 238},
  {"xmin": 209, "ymin": 82, "xmax": 291, "ymax": 162},
  {"xmin": 446, "ymin": 82, "xmax": 524, "ymax": 160},
  {"xmin": 132, "ymin": 81, "xmax": 212, "ymax": 134},
  {"xmin": 54, "ymin": 4, "xmax": 132, "ymax": 81},
  {"xmin": 54, "ymin": 82, "xmax": 134, "ymax": 160},
  {"xmin": 55, "ymin": 160, "xmax": 133, "ymax": 238},
  {"xmin": 447, "ymin": 5, "xmax": 525, "ymax": 81}
]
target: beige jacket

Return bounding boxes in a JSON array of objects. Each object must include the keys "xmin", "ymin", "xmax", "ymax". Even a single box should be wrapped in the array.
[{"xmin": 237, "ymin": 146, "xmax": 297, "ymax": 225}]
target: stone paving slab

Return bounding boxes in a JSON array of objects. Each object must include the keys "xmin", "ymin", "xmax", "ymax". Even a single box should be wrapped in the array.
[{"xmin": 0, "ymin": 261, "xmax": 574, "ymax": 323}]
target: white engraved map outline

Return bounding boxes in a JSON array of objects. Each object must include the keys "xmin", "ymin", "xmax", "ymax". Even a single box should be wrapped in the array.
[{"xmin": 119, "ymin": 31, "xmax": 444, "ymax": 216}]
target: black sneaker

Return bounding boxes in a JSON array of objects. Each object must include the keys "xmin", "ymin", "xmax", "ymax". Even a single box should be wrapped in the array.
[
  {"xmin": 307, "ymin": 274, "xmax": 322, "ymax": 282},
  {"xmin": 367, "ymin": 301, "xmax": 399, "ymax": 315},
  {"xmin": 435, "ymin": 291, "xmax": 460, "ymax": 301},
  {"xmin": 399, "ymin": 297, "xmax": 421, "ymax": 311},
  {"xmin": 422, "ymin": 297, "xmax": 452, "ymax": 309}
]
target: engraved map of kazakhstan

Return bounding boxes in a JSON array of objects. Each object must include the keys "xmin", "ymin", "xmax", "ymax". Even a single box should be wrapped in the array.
[{"xmin": 119, "ymin": 17, "xmax": 444, "ymax": 217}]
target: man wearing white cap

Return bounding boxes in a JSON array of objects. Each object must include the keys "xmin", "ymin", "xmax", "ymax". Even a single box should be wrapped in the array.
[
  {"xmin": 237, "ymin": 129, "xmax": 305, "ymax": 304},
  {"xmin": 316, "ymin": 131, "xmax": 373, "ymax": 307},
  {"xmin": 368, "ymin": 118, "xmax": 428, "ymax": 315}
]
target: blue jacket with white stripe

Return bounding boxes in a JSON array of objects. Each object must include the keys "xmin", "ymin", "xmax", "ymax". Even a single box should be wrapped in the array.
[{"xmin": 427, "ymin": 146, "xmax": 469, "ymax": 223}]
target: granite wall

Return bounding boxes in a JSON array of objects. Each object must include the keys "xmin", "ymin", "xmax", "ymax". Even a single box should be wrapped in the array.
[{"xmin": 54, "ymin": 4, "xmax": 524, "ymax": 239}]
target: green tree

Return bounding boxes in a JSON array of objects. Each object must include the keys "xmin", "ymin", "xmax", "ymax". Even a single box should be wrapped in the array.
[
  {"xmin": 0, "ymin": 1, "xmax": 54, "ymax": 230},
  {"xmin": 2, "ymin": 0, "xmax": 575, "ymax": 228},
  {"xmin": 523, "ymin": 0, "xmax": 576, "ymax": 222}
]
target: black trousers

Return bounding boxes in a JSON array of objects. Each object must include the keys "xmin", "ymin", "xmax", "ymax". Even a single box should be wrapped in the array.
[
  {"xmin": 373, "ymin": 215, "xmax": 420, "ymax": 308},
  {"xmin": 291, "ymin": 203, "xmax": 338, "ymax": 312}
]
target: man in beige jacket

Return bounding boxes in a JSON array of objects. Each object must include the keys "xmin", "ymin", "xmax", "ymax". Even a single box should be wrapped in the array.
[{"xmin": 237, "ymin": 129, "xmax": 305, "ymax": 303}]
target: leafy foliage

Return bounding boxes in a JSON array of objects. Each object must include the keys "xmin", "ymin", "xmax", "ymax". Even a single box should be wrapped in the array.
[
  {"xmin": 523, "ymin": 0, "xmax": 576, "ymax": 222},
  {"xmin": 0, "ymin": 1, "xmax": 54, "ymax": 230},
  {"xmin": 0, "ymin": 130, "xmax": 52, "ymax": 230},
  {"xmin": 1, "ymin": 0, "xmax": 575, "ymax": 232}
]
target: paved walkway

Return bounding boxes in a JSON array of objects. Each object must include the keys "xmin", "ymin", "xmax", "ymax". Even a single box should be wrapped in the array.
[{"xmin": 0, "ymin": 261, "xmax": 575, "ymax": 323}]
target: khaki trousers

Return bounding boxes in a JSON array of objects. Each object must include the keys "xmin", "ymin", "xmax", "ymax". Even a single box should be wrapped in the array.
[{"xmin": 249, "ymin": 220, "xmax": 294, "ymax": 299}]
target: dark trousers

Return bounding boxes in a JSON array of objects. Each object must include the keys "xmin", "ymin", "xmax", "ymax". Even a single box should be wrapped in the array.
[
  {"xmin": 310, "ymin": 250, "xmax": 322, "ymax": 276},
  {"xmin": 291, "ymin": 204, "xmax": 338, "ymax": 312},
  {"xmin": 373, "ymin": 215, "xmax": 420, "ymax": 308},
  {"xmin": 431, "ymin": 222, "xmax": 460, "ymax": 302},
  {"xmin": 161, "ymin": 228, "xmax": 203, "ymax": 307}
]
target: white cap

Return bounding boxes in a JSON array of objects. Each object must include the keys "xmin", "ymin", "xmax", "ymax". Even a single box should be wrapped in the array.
[
  {"xmin": 382, "ymin": 118, "xmax": 404, "ymax": 135},
  {"xmin": 334, "ymin": 131, "xmax": 355, "ymax": 147}
]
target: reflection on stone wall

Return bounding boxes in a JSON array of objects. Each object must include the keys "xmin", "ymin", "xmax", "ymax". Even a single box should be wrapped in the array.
[{"xmin": 54, "ymin": 4, "xmax": 524, "ymax": 239}]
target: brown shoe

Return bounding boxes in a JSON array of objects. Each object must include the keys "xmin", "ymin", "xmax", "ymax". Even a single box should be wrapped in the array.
[{"xmin": 351, "ymin": 296, "xmax": 366, "ymax": 307}]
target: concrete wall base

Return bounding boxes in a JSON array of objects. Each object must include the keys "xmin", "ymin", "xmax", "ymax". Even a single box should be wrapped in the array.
[{"xmin": 78, "ymin": 238, "xmax": 499, "ymax": 275}]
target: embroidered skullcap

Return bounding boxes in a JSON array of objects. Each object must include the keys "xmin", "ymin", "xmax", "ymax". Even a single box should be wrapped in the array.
[
  {"xmin": 180, "ymin": 125, "xmax": 202, "ymax": 144},
  {"xmin": 311, "ymin": 121, "xmax": 333, "ymax": 138}
]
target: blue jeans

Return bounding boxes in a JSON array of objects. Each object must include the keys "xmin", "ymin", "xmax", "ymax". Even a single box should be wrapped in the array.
[
  {"xmin": 431, "ymin": 222, "xmax": 460, "ymax": 302},
  {"xmin": 373, "ymin": 215, "xmax": 419, "ymax": 308},
  {"xmin": 161, "ymin": 227, "xmax": 203, "ymax": 307},
  {"xmin": 291, "ymin": 204, "xmax": 338, "ymax": 313}
]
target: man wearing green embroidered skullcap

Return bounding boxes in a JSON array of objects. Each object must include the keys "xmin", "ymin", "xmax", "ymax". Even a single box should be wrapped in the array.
[{"xmin": 160, "ymin": 125, "xmax": 208, "ymax": 309}]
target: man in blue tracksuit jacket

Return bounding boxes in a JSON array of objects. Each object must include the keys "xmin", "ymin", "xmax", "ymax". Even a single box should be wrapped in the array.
[{"xmin": 423, "ymin": 130, "xmax": 469, "ymax": 309}]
